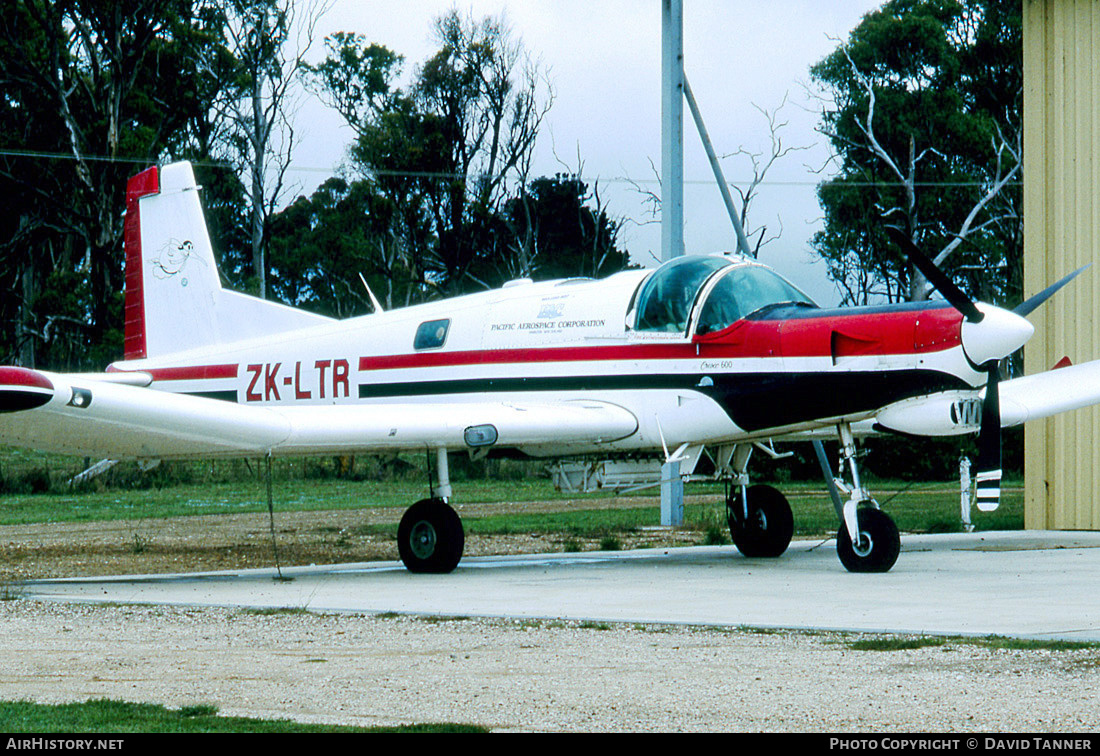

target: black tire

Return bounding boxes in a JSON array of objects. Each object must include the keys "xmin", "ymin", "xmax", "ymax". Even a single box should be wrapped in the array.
[
  {"xmin": 397, "ymin": 498, "xmax": 464, "ymax": 574},
  {"xmin": 836, "ymin": 507, "xmax": 900, "ymax": 573},
  {"xmin": 728, "ymin": 484, "xmax": 794, "ymax": 558}
]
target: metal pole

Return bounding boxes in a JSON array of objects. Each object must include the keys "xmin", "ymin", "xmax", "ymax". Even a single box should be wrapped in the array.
[
  {"xmin": 436, "ymin": 447, "xmax": 452, "ymax": 501},
  {"xmin": 682, "ymin": 75, "xmax": 754, "ymax": 257},
  {"xmin": 660, "ymin": 459, "xmax": 684, "ymax": 526},
  {"xmin": 661, "ymin": 0, "xmax": 684, "ymax": 262},
  {"xmin": 660, "ymin": 0, "xmax": 685, "ymax": 524},
  {"xmin": 960, "ymin": 456, "xmax": 973, "ymax": 532},
  {"xmin": 812, "ymin": 440, "xmax": 846, "ymax": 523}
]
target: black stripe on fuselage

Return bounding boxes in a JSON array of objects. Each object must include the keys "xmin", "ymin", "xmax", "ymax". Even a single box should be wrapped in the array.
[
  {"xmin": 357, "ymin": 370, "xmax": 971, "ymax": 432},
  {"xmin": 184, "ymin": 390, "xmax": 238, "ymax": 403}
]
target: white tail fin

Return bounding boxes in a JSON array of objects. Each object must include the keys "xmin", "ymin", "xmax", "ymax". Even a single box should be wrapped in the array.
[{"xmin": 123, "ymin": 161, "xmax": 330, "ymax": 360}]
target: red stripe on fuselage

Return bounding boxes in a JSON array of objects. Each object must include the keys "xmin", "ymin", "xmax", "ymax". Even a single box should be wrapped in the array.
[
  {"xmin": 360, "ymin": 307, "xmax": 964, "ymax": 371},
  {"xmin": 361, "ymin": 343, "xmax": 692, "ymax": 371},
  {"xmin": 105, "ymin": 308, "xmax": 962, "ymax": 384}
]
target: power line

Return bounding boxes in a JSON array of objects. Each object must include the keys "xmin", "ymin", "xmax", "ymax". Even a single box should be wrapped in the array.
[
  {"xmin": 0, "ymin": 147, "xmax": 1022, "ymax": 189},
  {"xmin": 0, "ymin": 148, "xmax": 233, "ymax": 170}
]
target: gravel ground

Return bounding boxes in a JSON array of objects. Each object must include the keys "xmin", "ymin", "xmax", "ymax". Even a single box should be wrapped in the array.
[
  {"xmin": 2, "ymin": 598, "xmax": 1100, "ymax": 732},
  {"xmin": 3, "ymin": 510, "xmax": 1100, "ymax": 732}
]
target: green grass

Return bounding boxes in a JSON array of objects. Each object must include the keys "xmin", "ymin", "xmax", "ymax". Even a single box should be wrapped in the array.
[
  {"xmin": 0, "ymin": 699, "xmax": 488, "ymax": 733},
  {"xmin": 0, "ymin": 476, "xmax": 578, "ymax": 526},
  {"xmin": 241, "ymin": 607, "xmax": 313, "ymax": 616},
  {"xmin": 843, "ymin": 634, "xmax": 1100, "ymax": 652},
  {"xmin": 0, "ymin": 446, "xmax": 1025, "ymax": 537},
  {"xmin": 965, "ymin": 636, "xmax": 1100, "ymax": 652},
  {"xmin": 847, "ymin": 636, "xmax": 949, "ymax": 651}
]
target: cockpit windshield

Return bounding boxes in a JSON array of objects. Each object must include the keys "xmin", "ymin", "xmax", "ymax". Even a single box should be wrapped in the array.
[
  {"xmin": 695, "ymin": 264, "xmax": 817, "ymax": 335},
  {"xmin": 632, "ymin": 255, "xmax": 816, "ymax": 335},
  {"xmin": 634, "ymin": 256, "xmax": 732, "ymax": 332}
]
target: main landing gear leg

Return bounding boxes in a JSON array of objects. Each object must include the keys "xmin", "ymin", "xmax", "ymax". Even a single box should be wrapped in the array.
[
  {"xmin": 397, "ymin": 448, "xmax": 465, "ymax": 574},
  {"xmin": 826, "ymin": 423, "xmax": 900, "ymax": 573},
  {"xmin": 726, "ymin": 444, "xmax": 794, "ymax": 559}
]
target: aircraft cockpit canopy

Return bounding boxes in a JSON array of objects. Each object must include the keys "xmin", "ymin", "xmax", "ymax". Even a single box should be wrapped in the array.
[{"xmin": 633, "ymin": 255, "xmax": 816, "ymax": 335}]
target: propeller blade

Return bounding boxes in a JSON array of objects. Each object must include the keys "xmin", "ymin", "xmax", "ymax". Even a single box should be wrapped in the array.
[
  {"xmin": 968, "ymin": 264, "xmax": 1088, "ymax": 512},
  {"xmin": 887, "ymin": 228, "xmax": 984, "ymax": 323},
  {"xmin": 1013, "ymin": 264, "xmax": 1091, "ymax": 318},
  {"xmin": 974, "ymin": 365, "xmax": 1002, "ymax": 511}
]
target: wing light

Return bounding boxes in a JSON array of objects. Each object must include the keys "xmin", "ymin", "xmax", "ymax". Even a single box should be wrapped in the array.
[{"xmin": 464, "ymin": 424, "xmax": 499, "ymax": 448}]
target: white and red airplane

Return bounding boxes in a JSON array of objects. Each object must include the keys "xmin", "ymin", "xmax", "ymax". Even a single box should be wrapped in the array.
[{"xmin": 2, "ymin": 161, "xmax": 1098, "ymax": 573}]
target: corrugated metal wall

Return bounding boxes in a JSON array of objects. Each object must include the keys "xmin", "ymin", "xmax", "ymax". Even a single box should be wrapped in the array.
[{"xmin": 1023, "ymin": 0, "xmax": 1100, "ymax": 529}]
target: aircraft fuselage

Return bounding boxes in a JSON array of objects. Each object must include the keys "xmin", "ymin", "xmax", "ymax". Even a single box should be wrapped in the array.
[{"xmin": 108, "ymin": 269, "xmax": 979, "ymax": 457}]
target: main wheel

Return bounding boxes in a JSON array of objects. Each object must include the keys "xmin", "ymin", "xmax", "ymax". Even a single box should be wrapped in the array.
[
  {"xmin": 836, "ymin": 507, "xmax": 900, "ymax": 573},
  {"xmin": 728, "ymin": 484, "xmax": 794, "ymax": 558},
  {"xmin": 397, "ymin": 498, "xmax": 465, "ymax": 574}
]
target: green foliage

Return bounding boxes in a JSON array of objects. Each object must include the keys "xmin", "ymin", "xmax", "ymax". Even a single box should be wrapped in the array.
[
  {"xmin": 301, "ymin": 9, "xmax": 629, "ymax": 306},
  {"xmin": 264, "ymin": 168, "xmax": 630, "ymax": 316},
  {"xmin": 502, "ymin": 174, "xmax": 630, "ymax": 281},
  {"xmin": 599, "ymin": 535, "xmax": 622, "ymax": 551},
  {"xmin": 192, "ymin": 162, "xmax": 252, "ymax": 291},
  {"xmin": 267, "ymin": 176, "xmax": 396, "ymax": 316},
  {"xmin": 307, "ymin": 32, "xmax": 404, "ymax": 131},
  {"xmin": 704, "ymin": 525, "xmax": 729, "ymax": 546},
  {"xmin": 843, "ymin": 634, "xmax": 1100, "ymax": 652},
  {"xmin": 0, "ymin": 0, "xmax": 252, "ymax": 370},
  {"xmin": 0, "ymin": 2, "xmax": 630, "ymax": 369},
  {"xmin": 0, "ymin": 467, "xmax": 51, "ymax": 495},
  {"xmin": 810, "ymin": 0, "xmax": 1022, "ymax": 308}
]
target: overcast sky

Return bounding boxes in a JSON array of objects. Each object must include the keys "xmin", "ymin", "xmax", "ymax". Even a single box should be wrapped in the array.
[{"xmin": 286, "ymin": 0, "xmax": 885, "ymax": 306}]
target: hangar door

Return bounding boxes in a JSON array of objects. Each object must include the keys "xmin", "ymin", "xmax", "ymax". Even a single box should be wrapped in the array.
[{"xmin": 1023, "ymin": 0, "xmax": 1100, "ymax": 529}]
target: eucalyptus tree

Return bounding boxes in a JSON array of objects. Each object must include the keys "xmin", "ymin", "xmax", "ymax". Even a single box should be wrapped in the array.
[
  {"xmin": 0, "ymin": 0, "xmax": 226, "ymax": 368},
  {"xmin": 309, "ymin": 9, "xmax": 554, "ymax": 300},
  {"xmin": 810, "ymin": 0, "xmax": 1022, "ymax": 307},
  {"xmin": 215, "ymin": 0, "xmax": 329, "ymax": 299}
]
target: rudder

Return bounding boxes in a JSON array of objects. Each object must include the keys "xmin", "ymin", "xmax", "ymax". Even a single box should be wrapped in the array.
[{"xmin": 123, "ymin": 162, "xmax": 330, "ymax": 361}]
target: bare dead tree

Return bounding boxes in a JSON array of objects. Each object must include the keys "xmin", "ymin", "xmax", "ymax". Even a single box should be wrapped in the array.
[
  {"xmin": 812, "ymin": 40, "xmax": 1021, "ymax": 303},
  {"xmin": 216, "ymin": 0, "xmax": 329, "ymax": 299},
  {"xmin": 719, "ymin": 94, "xmax": 813, "ymax": 256}
]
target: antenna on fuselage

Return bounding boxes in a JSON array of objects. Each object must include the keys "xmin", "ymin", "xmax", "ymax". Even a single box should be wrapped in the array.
[{"xmin": 358, "ymin": 273, "xmax": 385, "ymax": 313}]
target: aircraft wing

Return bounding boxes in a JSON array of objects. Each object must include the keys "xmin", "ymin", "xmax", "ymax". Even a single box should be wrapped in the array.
[
  {"xmin": 999, "ymin": 358, "xmax": 1100, "ymax": 427},
  {"xmin": 0, "ymin": 367, "xmax": 638, "ymax": 460}
]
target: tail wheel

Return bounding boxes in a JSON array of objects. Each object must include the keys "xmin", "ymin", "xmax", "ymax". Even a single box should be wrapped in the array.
[
  {"xmin": 397, "ymin": 498, "xmax": 464, "ymax": 574},
  {"xmin": 728, "ymin": 484, "xmax": 794, "ymax": 558},
  {"xmin": 836, "ymin": 507, "xmax": 900, "ymax": 573}
]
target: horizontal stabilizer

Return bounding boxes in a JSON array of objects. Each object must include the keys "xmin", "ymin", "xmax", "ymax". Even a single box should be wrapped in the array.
[{"xmin": 999, "ymin": 359, "xmax": 1100, "ymax": 427}]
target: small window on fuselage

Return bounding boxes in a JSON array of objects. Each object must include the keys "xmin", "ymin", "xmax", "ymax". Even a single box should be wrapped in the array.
[{"xmin": 414, "ymin": 319, "xmax": 450, "ymax": 350}]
